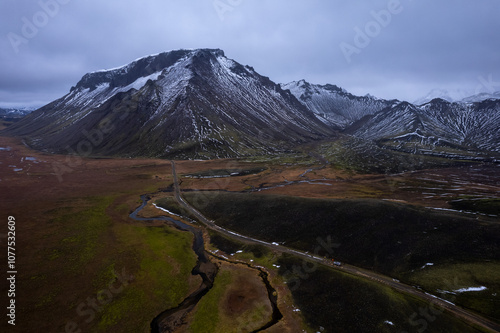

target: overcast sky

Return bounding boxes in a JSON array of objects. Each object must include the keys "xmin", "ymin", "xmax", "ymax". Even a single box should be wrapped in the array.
[{"xmin": 1, "ymin": 0, "xmax": 499, "ymax": 108}]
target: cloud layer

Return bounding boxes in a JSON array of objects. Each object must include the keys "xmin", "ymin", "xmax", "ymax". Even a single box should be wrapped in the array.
[{"xmin": 1, "ymin": 0, "xmax": 499, "ymax": 107}]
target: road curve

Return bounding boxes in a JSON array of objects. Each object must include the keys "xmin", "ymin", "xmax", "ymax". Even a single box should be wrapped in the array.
[{"xmin": 170, "ymin": 161, "xmax": 500, "ymax": 333}]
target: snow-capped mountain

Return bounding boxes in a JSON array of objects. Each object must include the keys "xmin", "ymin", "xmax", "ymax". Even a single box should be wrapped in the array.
[
  {"xmin": 4, "ymin": 49, "xmax": 333, "ymax": 159},
  {"xmin": 281, "ymin": 80, "xmax": 396, "ymax": 129},
  {"xmin": 460, "ymin": 91, "xmax": 500, "ymax": 103},
  {"xmin": 414, "ymin": 88, "xmax": 500, "ymax": 105},
  {"xmin": 3, "ymin": 48, "xmax": 500, "ymax": 160},
  {"xmin": 0, "ymin": 107, "xmax": 35, "ymax": 118},
  {"xmin": 413, "ymin": 88, "xmax": 471, "ymax": 105},
  {"xmin": 347, "ymin": 98, "xmax": 500, "ymax": 153}
]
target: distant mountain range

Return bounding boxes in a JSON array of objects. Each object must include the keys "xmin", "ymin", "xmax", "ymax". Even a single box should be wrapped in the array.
[
  {"xmin": 0, "ymin": 107, "xmax": 35, "ymax": 118},
  {"xmin": 413, "ymin": 88, "xmax": 500, "ymax": 105},
  {"xmin": 3, "ymin": 49, "xmax": 500, "ymax": 159},
  {"xmin": 286, "ymin": 82, "xmax": 500, "ymax": 155},
  {"xmin": 346, "ymin": 99, "xmax": 500, "ymax": 154}
]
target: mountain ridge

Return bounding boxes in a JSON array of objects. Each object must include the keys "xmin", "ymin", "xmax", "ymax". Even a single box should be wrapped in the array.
[
  {"xmin": 346, "ymin": 98, "xmax": 500, "ymax": 154},
  {"xmin": 3, "ymin": 48, "xmax": 500, "ymax": 159},
  {"xmin": 281, "ymin": 79, "xmax": 397, "ymax": 129},
  {"xmin": 414, "ymin": 88, "xmax": 500, "ymax": 105},
  {"xmin": 3, "ymin": 49, "xmax": 333, "ymax": 159},
  {"xmin": 0, "ymin": 107, "xmax": 35, "ymax": 118}
]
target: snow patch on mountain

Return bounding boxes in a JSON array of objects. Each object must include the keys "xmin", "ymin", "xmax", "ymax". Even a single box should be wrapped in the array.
[
  {"xmin": 90, "ymin": 53, "xmax": 163, "ymax": 74},
  {"xmin": 116, "ymin": 71, "xmax": 163, "ymax": 93}
]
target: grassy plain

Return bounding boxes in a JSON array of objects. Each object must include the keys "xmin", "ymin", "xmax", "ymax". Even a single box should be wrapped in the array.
[
  {"xmin": 187, "ymin": 263, "xmax": 273, "ymax": 333},
  {"xmin": 0, "ymin": 136, "xmax": 309, "ymax": 332},
  {"xmin": 0, "ymin": 136, "xmax": 199, "ymax": 332}
]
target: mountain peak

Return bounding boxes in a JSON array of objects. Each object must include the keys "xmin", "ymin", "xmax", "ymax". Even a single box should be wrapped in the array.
[
  {"xmin": 193, "ymin": 48, "xmax": 225, "ymax": 57},
  {"xmin": 7, "ymin": 49, "xmax": 499, "ymax": 159},
  {"xmin": 281, "ymin": 80, "xmax": 394, "ymax": 129},
  {"xmin": 73, "ymin": 49, "xmax": 226, "ymax": 92},
  {"xmin": 7, "ymin": 48, "xmax": 332, "ymax": 159}
]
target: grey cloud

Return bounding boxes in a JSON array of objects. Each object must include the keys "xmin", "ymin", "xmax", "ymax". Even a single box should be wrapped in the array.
[{"xmin": 1, "ymin": 0, "xmax": 499, "ymax": 107}]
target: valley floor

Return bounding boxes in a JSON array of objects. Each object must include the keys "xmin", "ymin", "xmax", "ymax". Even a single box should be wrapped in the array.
[{"xmin": 0, "ymin": 135, "xmax": 499, "ymax": 332}]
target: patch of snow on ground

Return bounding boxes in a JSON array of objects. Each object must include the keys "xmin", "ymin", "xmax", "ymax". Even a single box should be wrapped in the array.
[
  {"xmin": 421, "ymin": 263, "xmax": 434, "ymax": 269},
  {"xmin": 153, "ymin": 203, "xmax": 181, "ymax": 217},
  {"xmin": 454, "ymin": 286, "xmax": 487, "ymax": 293}
]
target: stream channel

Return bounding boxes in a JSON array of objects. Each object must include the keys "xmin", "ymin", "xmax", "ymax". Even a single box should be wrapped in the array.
[{"xmin": 130, "ymin": 194, "xmax": 282, "ymax": 332}]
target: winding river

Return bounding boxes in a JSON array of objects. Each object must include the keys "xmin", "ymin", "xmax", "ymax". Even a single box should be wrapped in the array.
[{"xmin": 129, "ymin": 194, "xmax": 282, "ymax": 332}]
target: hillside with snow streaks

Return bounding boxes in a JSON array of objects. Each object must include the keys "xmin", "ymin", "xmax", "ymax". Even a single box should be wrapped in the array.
[
  {"xmin": 4, "ymin": 48, "xmax": 500, "ymax": 159},
  {"xmin": 347, "ymin": 99, "xmax": 500, "ymax": 153},
  {"xmin": 281, "ymin": 80, "xmax": 396, "ymax": 129},
  {"xmin": 5, "ymin": 49, "xmax": 332, "ymax": 159}
]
